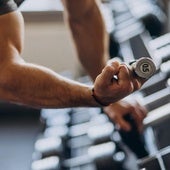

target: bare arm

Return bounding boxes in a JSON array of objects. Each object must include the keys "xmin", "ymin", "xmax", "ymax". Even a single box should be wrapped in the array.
[
  {"xmin": 62, "ymin": 0, "xmax": 147, "ymax": 131},
  {"xmin": 62, "ymin": 0, "xmax": 108, "ymax": 80},
  {"xmin": 0, "ymin": 59, "xmax": 97, "ymax": 108},
  {"xmin": 0, "ymin": 11, "xmax": 136, "ymax": 109},
  {"xmin": 0, "ymin": 12, "xmax": 97, "ymax": 108}
]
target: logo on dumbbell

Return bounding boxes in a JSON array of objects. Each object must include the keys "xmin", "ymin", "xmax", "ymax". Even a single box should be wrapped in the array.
[
  {"xmin": 140, "ymin": 63, "xmax": 151, "ymax": 73},
  {"xmin": 131, "ymin": 57, "xmax": 156, "ymax": 79}
]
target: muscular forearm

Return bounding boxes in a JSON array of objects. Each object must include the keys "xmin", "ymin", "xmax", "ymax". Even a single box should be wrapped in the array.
[
  {"xmin": 0, "ymin": 59, "xmax": 99, "ymax": 108},
  {"xmin": 62, "ymin": 0, "xmax": 109, "ymax": 80},
  {"xmin": 0, "ymin": 10, "xmax": 100, "ymax": 108},
  {"xmin": 0, "ymin": 53, "xmax": 142, "ymax": 109}
]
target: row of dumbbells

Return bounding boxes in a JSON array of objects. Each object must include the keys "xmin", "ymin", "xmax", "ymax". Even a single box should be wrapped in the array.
[
  {"xmin": 31, "ymin": 106, "xmax": 141, "ymax": 170},
  {"xmin": 120, "ymin": 0, "xmax": 170, "ymax": 163},
  {"xmin": 102, "ymin": 0, "xmax": 167, "ymax": 59},
  {"xmin": 125, "ymin": 26, "xmax": 170, "ymax": 169},
  {"xmin": 114, "ymin": 3, "xmax": 170, "ymax": 165},
  {"xmin": 30, "ymin": 0, "xmax": 170, "ymax": 169},
  {"xmin": 30, "ymin": 53, "xmax": 169, "ymax": 170},
  {"xmin": 30, "ymin": 63, "xmax": 169, "ymax": 170}
]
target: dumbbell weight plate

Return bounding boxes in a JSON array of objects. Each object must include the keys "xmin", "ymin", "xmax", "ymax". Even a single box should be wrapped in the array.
[
  {"xmin": 130, "ymin": 57, "xmax": 156, "ymax": 79},
  {"xmin": 34, "ymin": 137, "xmax": 63, "ymax": 158},
  {"xmin": 31, "ymin": 156, "xmax": 60, "ymax": 170}
]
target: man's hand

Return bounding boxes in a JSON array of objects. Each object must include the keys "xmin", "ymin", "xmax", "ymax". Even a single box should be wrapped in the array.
[
  {"xmin": 93, "ymin": 60, "xmax": 142, "ymax": 106},
  {"xmin": 103, "ymin": 100, "xmax": 147, "ymax": 132}
]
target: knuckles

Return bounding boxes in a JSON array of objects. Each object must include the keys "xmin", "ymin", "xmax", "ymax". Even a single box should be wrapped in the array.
[{"xmin": 120, "ymin": 81, "xmax": 134, "ymax": 94}]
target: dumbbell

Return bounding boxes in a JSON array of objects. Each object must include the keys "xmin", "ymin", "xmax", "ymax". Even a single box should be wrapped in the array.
[
  {"xmin": 129, "ymin": 57, "xmax": 156, "ymax": 79},
  {"xmin": 32, "ymin": 142, "xmax": 126, "ymax": 170},
  {"xmin": 70, "ymin": 119, "xmax": 145, "ymax": 167},
  {"xmin": 35, "ymin": 109, "xmax": 75, "ymax": 160},
  {"xmin": 111, "ymin": 0, "xmax": 133, "ymax": 25},
  {"xmin": 69, "ymin": 114, "xmax": 109, "ymax": 138},
  {"xmin": 63, "ymin": 142, "xmax": 126, "ymax": 170},
  {"xmin": 125, "ymin": 0, "xmax": 166, "ymax": 36},
  {"xmin": 38, "ymin": 109, "xmax": 73, "ymax": 159},
  {"xmin": 32, "ymin": 113, "xmax": 72, "ymax": 161},
  {"xmin": 31, "ymin": 156, "xmax": 60, "ymax": 170},
  {"xmin": 43, "ymin": 125, "xmax": 69, "ymax": 140},
  {"xmin": 138, "ymin": 85, "xmax": 170, "ymax": 112},
  {"xmin": 149, "ymin": 33, "xmax": 170, "ymax": 63},
  {"xmin": 43, "ymin": 125, "xmax": 71, "ymax": 159},
  {"xmin": 132, "ymin": 60, "xmax": 169, "ymax": 107},
  {"xmin": 33, "ymin": 109, "xmax": 71, "ymax": 161},
  {"xmin": 113, "ymin": 1, "xmax": 163, "ymax": 41},
  {"xmin": 68, "ymin": 106, "xmax": 128, "ymax": 158},
  {"xmin": 114, "ymin": 20, "xmax": 145, "ymax": 43},
  {"xmin": 70, "ymin": 107, "xmax": 101, "ymax": 125},
  {"xmin": 69, "ymin": 122, "xmax": 115, "ymax": 158},
  {"xmin": 68, "ymin": 115, "xmax": 111, "ymax": 157},
  {"xmin": 140, "ymin": 61, "xmax": 170, "ymax": 96},
  {"xmin": 133, "ymin": 68, "xmax": 167, "ymax": 104},
  {"xmin": 114, "ymin": 11, "xmax": 133, "ymax": 25},
  {"xmin": 110, "ymin": 1, "xmax": 145, "ymax": 43},
  {"xmin": 38, "ymin": 110, "xmax": 107, "ymax": 159},
  {"xmin": 33, "ymin": 136, "xmax": 63, "ymax": 160},
  {"xmin": 110, "ymin": 0, "xmax": 129, "ymax": 17},
  {"xmin": 41, "ymin": 113, "xmax": 108, "ymax": 158},
  {"xmin": 40, "ymin": 116, "xmax": 70, "ymax": 158},
  {"xmin": 40, "ymin": 108, "xmax": 72, "ymax": 131},
  {"xmin": 144, "ymin": 103, "xmax": 170, "ymax": 151}
]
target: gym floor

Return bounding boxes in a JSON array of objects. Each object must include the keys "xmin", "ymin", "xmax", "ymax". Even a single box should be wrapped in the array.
[{"xmin": 0, "ymin": 103, "xmax": 41, "ymax": 170}]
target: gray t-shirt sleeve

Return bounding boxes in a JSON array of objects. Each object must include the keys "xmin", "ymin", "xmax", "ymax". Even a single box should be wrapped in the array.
[{"xmin": 0, "ymin": 0, "xmax": 17, "ymax": 15}]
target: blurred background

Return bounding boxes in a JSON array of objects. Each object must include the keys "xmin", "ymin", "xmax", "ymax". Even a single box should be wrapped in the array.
[{"xmin": 0, "ymin": 0, "xmax": 170, "ymax": 170}]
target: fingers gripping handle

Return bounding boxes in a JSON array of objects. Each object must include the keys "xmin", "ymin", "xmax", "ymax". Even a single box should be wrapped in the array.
[
  {"xmin": 92, "ymin": 57, "xmax": 156, "ymax": 106},
  {"xmin": 130, "ymin": 57, "xmax": 156, "ymax": 79}
]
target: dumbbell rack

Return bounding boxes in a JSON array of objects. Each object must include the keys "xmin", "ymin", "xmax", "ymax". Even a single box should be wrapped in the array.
[
  {"xmin": 31, "ymin": 0, "xmax": 170, "ymax": 169},
  {"xmin": 31, "ymin": 55, "xmax": 169, "ymax": 170}
]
